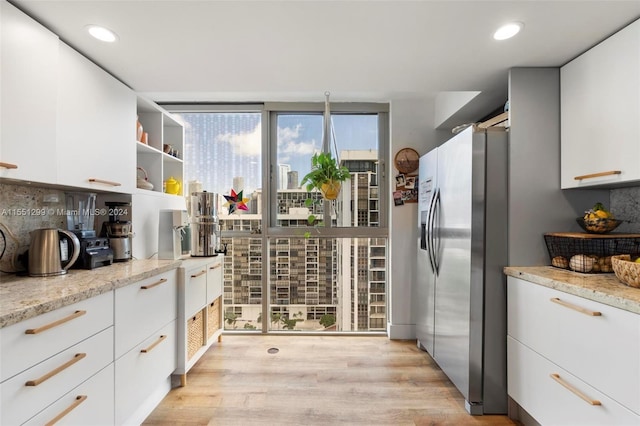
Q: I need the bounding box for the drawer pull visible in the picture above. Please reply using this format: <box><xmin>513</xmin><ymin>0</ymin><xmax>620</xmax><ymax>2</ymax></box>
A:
<box><xmin>550</xmin><ymin>373</ymin><xmax>601</xmax><ymax>406</ymax></box>
<box><xmin>25</xmin><ymin>310</ymin><xmax>87</xmax><ymax>334</ymax></box>
<box><xmin>88</xmin><ymin>178</ymin><xmax>122</xmax><ymax>186</ymax></box>
<box><xmin>25</xmin><ymin>353</ymin><xmax>86</xmax><ymax>386</ymax></box>
<box><xmin>574</xmin><ymin>170</ymin><xmax>621</xmax><ymax>181</ymax></box>
<box><xmin>44</xmin><ymin>395</ymin><xmax>87</xmax><ymax>426</ymax></box>
<box><xmin>141</xmin><ymin>335</ymin><xmax>167</xmax><ymax>353</ymax></box>
<box><xmin>550</xmin><ymin>298</ymin><xmax>601</xmax><ymax>316</ymax></box>
<box><xmin>141</xmin><ymin>278</ymin><xmax>168</xmax><ymax>289</ymax></box>
<box><xmin>0</xmin><ymin>161</ymin><xmax>18</xmax><ymax>169</ymax></box>
<box><xmin>191</xmin><ymin>270</ymin><xmax>207</xmax><ymax>278</ymax></box>
<box><xmin>209</xmin><ymin>264</ymin><xmax>222</xmax><ymax>270</ymax></box>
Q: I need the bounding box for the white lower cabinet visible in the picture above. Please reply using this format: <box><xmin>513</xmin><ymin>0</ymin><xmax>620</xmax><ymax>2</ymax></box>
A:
<box><xmin>114</xmin><ymin>269</ymin><xmax>178</xmax><ymax>424</ymax></box>
<box><xmin>1</xmin><ymin>327</ymin><xmax>113</xmax><ymax>425</ymax></box>
<box><xmin>115</xmin><ymin>320</ymin><xmax>177</xmax><ymax>425</ymax></box>
<box><xmin>23</xmin><ymin>363</ymin><xmax>114</xmax><ymax>426</ymax></box>
<box><xmin>508</xmin><ymin>337</ymin><xmax>638</xmax><ymax>426</ymax></box>
<box><xmin>507</xmin><ymin>276</ymin><xmax>640</xmax><ymax>424</ymax></box>
<box><xmin>174</xmin><ymin>256</ymin><xmax>223</xmax><ymax>385</ymax></box>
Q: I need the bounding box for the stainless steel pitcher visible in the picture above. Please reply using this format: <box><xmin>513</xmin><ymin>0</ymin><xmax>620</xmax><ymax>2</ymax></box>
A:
<box><xmin>28</xmin><ymin>228</ymin><xmax>80</xmax><ymax>277</ymax></box>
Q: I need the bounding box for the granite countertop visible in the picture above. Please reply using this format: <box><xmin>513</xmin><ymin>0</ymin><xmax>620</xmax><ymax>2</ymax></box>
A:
<box><xmin>504</xmin><ymin>266</ymin><xmax>640</xmax><ymax>315</ymax></box>
<box><xmin>0</xmin><ymin>259</ymin><xmax>181</xmax><ymax>329</ymax></box>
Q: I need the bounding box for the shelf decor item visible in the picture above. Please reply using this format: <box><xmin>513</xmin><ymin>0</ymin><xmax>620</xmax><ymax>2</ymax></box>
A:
<box><xmin>136</xmin><ymin>167</ymin><xmax>153</xmax><ymax>190</ymax></box>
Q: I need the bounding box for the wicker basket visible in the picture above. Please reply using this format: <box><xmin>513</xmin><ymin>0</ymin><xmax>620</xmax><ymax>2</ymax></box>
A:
<box><xmin>611</xmin><ymin>255</ymin><xmax>640</xmax><ymax>288</ymax></box>
<box><xmin>187</xmin><ymin>310</ymin><xmax>205</xmax><ymax>360</ymax></box>
<box><xmin>207</xmin><ymin>297</ymin><xmax>221</xmax><ymax>339</ymax></box>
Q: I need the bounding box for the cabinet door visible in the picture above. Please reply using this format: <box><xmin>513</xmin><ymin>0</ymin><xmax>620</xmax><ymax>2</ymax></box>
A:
<box><xmin>1</xmin><ymin>328</ymin><xmax>113</xmax><ymax>426</ymax></box>
<box><xmin>0</xmin><ymin>291</ymin><xmax>113</xmax><ymax>382</ymax></box>
<box><xmin>508</xmin><ymin>337</ymin><xmax>639</xmax><ymax>426</ymax></box>
<box><xmin>56</xmin><ymin>42</ymin><xmax>136</xmax><ymax>193</ymax></box>
<box><xmin>0</xmin><ymin>2</ymin><xmax>58</xmax><ymax>183</ymax></box>
<box><xmin>23</xmin><ymin>364</ymin><xmax>114</xmax><ymax>426</ymax></box>
<box><xmin>561</xmin><ymin>19</ymin><xmax>640</xmax><ymax>188</ymax></box>
<box><xmin>206</xmin><ymin>257</ymin><xmax>223</xmax><ymax>302</ymax></box>
<box><xmin>115</xmin><ymin>320</ymin><xmax>176</xmax><ymax>425</ymax></box>
<box><xmin>184</xmin><ymin>265</ymin><xmax>208</xmax><ymax>317</ymax></box>
<box><xmin>114</xmin><ymin>270</ymin><xmax>177</xmax><ymax>359</ymax></box>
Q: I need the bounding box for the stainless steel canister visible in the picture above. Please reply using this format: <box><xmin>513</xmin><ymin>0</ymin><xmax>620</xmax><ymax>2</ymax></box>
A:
<box><xmin>190</xmin><ymin>192</ymin><xmax>220</xmax><ymax>256</ymax></box>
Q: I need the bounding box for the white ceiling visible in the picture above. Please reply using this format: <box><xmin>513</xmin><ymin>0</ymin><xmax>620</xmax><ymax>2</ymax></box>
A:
<box><xmin>9</xmin><ymin>0</ymin><xmax>640</xmax><ymax>112</ymax></box>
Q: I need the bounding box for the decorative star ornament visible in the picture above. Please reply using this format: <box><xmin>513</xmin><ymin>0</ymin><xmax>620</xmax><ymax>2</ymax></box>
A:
<box><xmin>223</xmin><ymin>189</ymin><xmax>250</xmax><ymax>214</ymax></box>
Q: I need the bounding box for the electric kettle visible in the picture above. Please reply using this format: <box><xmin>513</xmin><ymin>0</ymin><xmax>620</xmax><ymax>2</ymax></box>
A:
<box><xmin>28</xmin><ymin>228</ymin><xmax>80</xmax><ymax>277</ymax></box>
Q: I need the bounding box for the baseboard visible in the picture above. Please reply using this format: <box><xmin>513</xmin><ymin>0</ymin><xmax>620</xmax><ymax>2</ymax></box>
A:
<box><xmin>387</xmin><ymin>322</ymin><xmax>416</xmax><ymax>340</ymax></box>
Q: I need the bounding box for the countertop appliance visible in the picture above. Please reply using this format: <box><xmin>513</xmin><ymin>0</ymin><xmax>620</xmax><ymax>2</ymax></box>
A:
<box><xmin>158</xmin><ymin>209</ymin><xmax>188</xmax><ymax>260</ymax></box>
<box><xmin>417</xmin><ymin>125</ymin><xmax>508</xmax><ymax>415</ymax></box>
<box><xmin>190</xmin><ymin>191</ymin><xmax>222</xmax><ymax>257</ymax></box>
<box><xmin>28</xmin><ymin>228</ymin><xmax>80</xmax><ymax>276</ymax></box>
<box><xmin>66</xmin><ymin>192</ymin><xmax>113</xmax><ymax>269</ymax></box>
<box><xmin>103</xmin><ymin>201</ymin><xmax>132</xmax><ymax>262</ymax></box>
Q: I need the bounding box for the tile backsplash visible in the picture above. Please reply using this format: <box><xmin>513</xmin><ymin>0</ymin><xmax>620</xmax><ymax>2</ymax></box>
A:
<box><xmin>0</xmin><ymin>183</ymin><xmax>68</xmax><ymax>273</ymax></box>
<box><xmin>0</xmin><ymin>182</ymin><xmax>130</xmax><ymax>274</ymax></box>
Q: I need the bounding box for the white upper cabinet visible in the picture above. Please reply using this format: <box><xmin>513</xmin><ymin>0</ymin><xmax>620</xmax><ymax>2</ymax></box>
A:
<box><xmin>56</xmin><ymin>43</ymin><xmax>136</xmax><ymax>193</ymax></box>
<box><xmin>0</xmin><ymin>2</ymin><xmax>58</xmax><ymax>183</ymax></box>
<box><xmin>561</xmin><ymin>19</ymin><xmax>640</xmax><ymax>188</ymax></box>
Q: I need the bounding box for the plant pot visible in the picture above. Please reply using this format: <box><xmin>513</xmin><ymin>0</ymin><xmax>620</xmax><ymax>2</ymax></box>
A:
<box><xmin>320</xmin><ymin>180</ymin><xmax>341</xmax><ymax>200</ymax></box>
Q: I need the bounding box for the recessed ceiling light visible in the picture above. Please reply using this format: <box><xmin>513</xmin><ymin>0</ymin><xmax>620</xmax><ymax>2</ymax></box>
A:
<box><xmin>493</xmin><ymin>22</ymin><xmax>523</xmax><ymax>41</ymax></box>
<box><xmin>85</xmin><ymin>25</ymin><xmax>118</xmax><ymax>42</ymax></box>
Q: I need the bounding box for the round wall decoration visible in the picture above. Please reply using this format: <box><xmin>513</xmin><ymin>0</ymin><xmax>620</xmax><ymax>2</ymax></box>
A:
<box><xmin>394</xmin><ymin>147</ymin><xmax>420</xmax><ymax>174</ymax></box>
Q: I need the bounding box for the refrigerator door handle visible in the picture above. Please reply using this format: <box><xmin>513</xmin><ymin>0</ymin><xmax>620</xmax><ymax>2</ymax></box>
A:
<box><xmin>426</xmin><ymin>191</ymin><xmax>437</xmax><ymax>273</ymax></box>
<box><xmin>431</xmin><ymin>189</ymin><xmax>441</xmax><ymax>275</ymax></box>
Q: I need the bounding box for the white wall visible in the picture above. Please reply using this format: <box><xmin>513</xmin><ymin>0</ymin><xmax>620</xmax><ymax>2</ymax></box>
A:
<box><xmin>387</xmin><ymin>98</ymin><xmax>440</xmax><ymax>339</ymax></box>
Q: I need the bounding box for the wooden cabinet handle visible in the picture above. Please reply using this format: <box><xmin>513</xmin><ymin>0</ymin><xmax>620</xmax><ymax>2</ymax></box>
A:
<box><xmin>25</xmin><ymin>353</ymin><xmax>86</xmax><ymax>386</ymax></box>
<box><xmin>141</xmin><ymin>278</ymin><xmax>168</xmax><ymax>289</ymax></box>
<box><xmin>550</xmin><ymin>373</ymin><xmax>601</xmax><ymax>406</ymax></box>
<box><xmin>574</xmin><ymin>170</ymin><xmax>621</xmax><ymax>181</ymax></box>
<box><xmin>141</xmin><ymin>335</ymin><xmax>167</xmax><ymax>353</ymax></box>
<box><xmin>550</xmin><ymin>298</ymin><xmax>602</xmax><ymax>316</ymax></box>
<box><xmin>209</xmin><ymin>264</ymin><xmax>222</xmax><ymax>270</ymax></box>
<box><xmin>88</xmin><ymin>178</ymin><xmax>122</xmax><ymax>186</ymax></box>
<box><xmin>45</xmin><ymin>395</ymin><xmax>87</xmax><ymax>426</ymax></box>
<box><xmin>191</xmin><ymin>270</ymin><xmax>207</xmax><ymax>278</ymax></box>
<box><xmin>25</xmin><ymin>310</ymin><xmax>86</xmax><ymax>334</ymax></box>
<box><xmin>0</xmin><ymin>161</ymin><xmax>18</xmax><ymax>169</ymax></box>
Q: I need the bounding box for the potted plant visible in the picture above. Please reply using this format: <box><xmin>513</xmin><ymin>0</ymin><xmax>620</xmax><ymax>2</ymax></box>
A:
<box><xmin>300</xmin><ymin>151</ymin><xmax>350</xmax><ymax>201</ymax></box>
<box><xmin>299</xmin><ymin>152</ymin><xmax>350</xmax><ymax>232</ymax></box>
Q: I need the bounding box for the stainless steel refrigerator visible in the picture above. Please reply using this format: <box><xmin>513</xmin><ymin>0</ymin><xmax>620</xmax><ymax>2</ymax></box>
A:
<box><xmin>417</xmin><ymin>125</ymin><xmax>508</xmax><ymax>415</ymax></box>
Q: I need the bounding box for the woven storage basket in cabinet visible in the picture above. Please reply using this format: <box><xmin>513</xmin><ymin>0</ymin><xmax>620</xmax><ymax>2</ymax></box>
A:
<box><xmin>544</xmin><ymin>232</ymin><xmax>640</xmax><ymax>273</ymax></box>
<box><xmin>207</xmin><ymin>297</ymin><xmax>221</xmax><ymax>339</ymax></box>
<box><xmin>187</xmin><ymin>310</ymin><xmax>205</xmax><ymax>360</ymax></box>
<box><xmin>611</xmin><ymin>255</ymin><xmax>640</xmax><ymax>288</ymax></box>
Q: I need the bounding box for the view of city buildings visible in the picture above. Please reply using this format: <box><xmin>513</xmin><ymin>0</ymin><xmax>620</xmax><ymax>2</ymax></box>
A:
<box><xmin>218</xmin><ymin>150</ymin><xmax>386</xmax><ymax>332</ymax></box>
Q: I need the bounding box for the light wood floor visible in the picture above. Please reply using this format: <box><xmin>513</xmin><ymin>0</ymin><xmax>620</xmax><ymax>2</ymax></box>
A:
<box><xmin>143</xmin><ymin>335</ymin><xmax>516</xmax><ymax>426</ymax></box>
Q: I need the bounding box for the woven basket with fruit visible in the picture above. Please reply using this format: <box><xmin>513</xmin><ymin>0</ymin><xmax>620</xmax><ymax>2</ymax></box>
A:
<box><xmin>611</xmin><ymin>255</ymin><xmax>640</xmax><ymax>288</ymax></box>
<box><xmin>577</xmin><ymin>202</ymin><xmax>622</xmax><ymax>234</ymax></box>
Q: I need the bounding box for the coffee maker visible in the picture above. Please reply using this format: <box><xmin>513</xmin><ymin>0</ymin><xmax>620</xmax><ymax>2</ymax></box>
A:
<box><xmin>102</xmin><ymin>201</ymin><xmax>132</xmax><ymax>262</ymax></box>
<box><xmin>65</xmin><ymin>192</ymin><xmax>113</xmax><ymax>269</ymax></box>
<box><xmin>190</xmin><ymin>191</ymin><xmax>223</xmax><ymax>257</ymax></box>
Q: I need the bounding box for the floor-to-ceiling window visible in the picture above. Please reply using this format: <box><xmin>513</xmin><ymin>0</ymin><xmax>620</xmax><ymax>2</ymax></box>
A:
<box><xmin>169</xmin><ymin>101</ymin><xmax>389</xmax><ymax>333</ymax></box>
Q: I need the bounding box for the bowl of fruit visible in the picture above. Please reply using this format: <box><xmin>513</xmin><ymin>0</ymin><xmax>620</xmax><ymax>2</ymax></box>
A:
<box><xmin>577</xmin><ymin>203</ymin><xmax>622</xmax><ymax>234</ymax></box>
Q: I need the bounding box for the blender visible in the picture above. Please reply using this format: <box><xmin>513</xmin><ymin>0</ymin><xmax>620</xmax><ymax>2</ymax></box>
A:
<box><xmin>102</xmin><ymin>201</ymin><xmax>132</xmax><ymax>262</ymax></box>
<box><xmin>65</xmin><ymin>192</ymin><xmax>113</xmax><ymax>269</ymax></box>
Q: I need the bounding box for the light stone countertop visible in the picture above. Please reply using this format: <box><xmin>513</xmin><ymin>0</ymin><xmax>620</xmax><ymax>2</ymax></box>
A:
<box><xmin>0</xmin><ymin>259</ymin><xmax>181</xmax><ymax>328</ymax></box>
<box><xmin>504</xmin><ymin>266</ymin><xmax>640</xmax><ymax>315</ymax></box>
